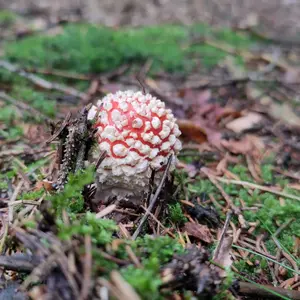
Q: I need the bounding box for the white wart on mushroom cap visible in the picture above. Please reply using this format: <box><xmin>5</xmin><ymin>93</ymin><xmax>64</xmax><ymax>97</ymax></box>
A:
<box><xmin>92</xmin><ymin>90</ymin><xmax>182</xmax><ymax>195</ymax></box>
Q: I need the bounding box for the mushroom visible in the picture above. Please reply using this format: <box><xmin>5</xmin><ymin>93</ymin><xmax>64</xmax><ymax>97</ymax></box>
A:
<box><xmin>90</xmin><ymin>90</ymin><xmax>182</xmax><ymax>206</ymax></box>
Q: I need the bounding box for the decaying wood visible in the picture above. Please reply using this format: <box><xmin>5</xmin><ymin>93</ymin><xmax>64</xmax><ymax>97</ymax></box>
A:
<box><xmin>161</xmin><ymin>246</ymin><xmax>221</xmax><ymax>296</ymax></box>
<box><xmin>49</xmin><ymin>105</ymin><xmax>94</xmax><ymax>191</ymax></box>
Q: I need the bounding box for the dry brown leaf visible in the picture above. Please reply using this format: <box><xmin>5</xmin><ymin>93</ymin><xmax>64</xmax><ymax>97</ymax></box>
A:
<box><xmin>226</xmin><ymin>112</ymin><xmax>263</xmax><ymax>133</ymax></box>
<box><xmin>213</xmin><ymin>236</ymin><xmax>233</xmax><ymax>278</ymax></box>
<box><xmin>246</xmin><ymin>83</ymin><xmax>300</xmax><ymax>127</ymax></box>
<box><xmin>283</xmin><ymin>67</ymin><xmax>300</xmax><ymax>84</ymax></box>
<box><xmin>221</xmin><ymin>136</ymin><xmax>253</xmax><ymax>155</ymax></box>
<box><xmin>34</xmin><ymin>180</ymin><xmax>54</xmax><ymax>192</ymax></box>
<box><xmin>177</xmin><ymin>119</ymin><xmax>207</xmax><ymax>143</ymax></box>
<box><xmin>270</xmin><ymin>102</ymin><xmax>300</xmax><ymax>128</ymax></box>
<box><xmin>183</xmin><ymin>89</ymin><xmax>212</xmax><ymax>106</ymax></box>
<box><xmin>215</xmin><ymin>107</ymin><xmax>241</xmax><ymax>123</ymax></box>
<box><xmin>221</xmin><ymin>134</ymin><xmax>264</xmax><ymax>156</ymax></box>
<box><xmin>183</xmin><ymin>222</ymin><xmax>213</xmax><ymax>243</ymax></box>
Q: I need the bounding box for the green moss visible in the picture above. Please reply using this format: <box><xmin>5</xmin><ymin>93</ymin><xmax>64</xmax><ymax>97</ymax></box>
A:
<box><xmin>133</xmin><ymin>235</ymin><xmax>184</xmax><ymax>263</ymax></box>
<box><xmin>0</xmin><ymin>106</ymin><xmax>17</xmax><ymax>124</ymax></box>
<box><xmin>0</xmin><ymin>10</ymin><xmax>17</xmax><ymax>27</ymax></box>
<box><xmin>19</xmin><ymin>189</ymin><xmax>44</xmax><ymax>200</ymax></box>
<box><xmin>121</xmin><ymin>258</ymin><xmax>163</xmax><ymax>300</ymax></box>
<box><xmin>168</xmin><ymin>202</ymin><xmax>187</xmax><ymax>226</ymax></box>
<box><xmin>213</xmin><ymin>270</ymin><xmax>235</xmax><ymax>300</ymax></box>
<box><xmin>261</xmin><ymin>164</ymin><xmax>273</xmax><ymax>183</ymax></box>
<box><xmin>0</xmin><ymin>105</ymin><xmax>23</xmax><ymax>140</ymax></box>
<box><xmin>120</xmin><ymin>235</ymin><xmax>184</xmax><ymax>299</ymax></box>
<box><xmin>0</xmin><ymin>125</ymin><xmax>23</xmax><ymax>140</ymax></box>
<box><xmin>57</xmin><ymin>211</ymin><xmax>117</xmax><ymax>245</ymax></box>
<box><xmin>228</xmin><ymin>164</ymin><xmax>252</xmax><ymax>182</ymax></box>
<box><xmin>188</xmin><ymin>179</ymin><xmax>216</xmax><ymax>194</ymax></box>
<box><xmin>11</xmin><ymin>86</ymin><xmax>56</xmax><ymax>118</ymax></box>
<box><xmin>4</xmin><ymin>23</ymin><xmax>258</xmax><ymax>75</ymax></box>
<box><xmin>5</xmin><ymin>24</ymin><xmax>187</xmax><ymax>74</ymax></box>
<box><xmin>49</xmin><ymin>167</ymin><xmax>95</xmax><ymax>216</ymax></box>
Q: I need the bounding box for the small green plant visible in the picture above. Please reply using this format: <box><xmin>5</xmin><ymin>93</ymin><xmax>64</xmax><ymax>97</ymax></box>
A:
<box><xmin>168</xmin><ymin>202</ymin><xmax>187</xmax><ymax>225</ymax></box>
<box><xmin>0</xmin><ymin>10</ymin><xmax>17</xmax><ymax>27</ymax></box>
<box><xmin>49</xmin><ymin>166</ymin><xmax>95</xmax><ymax>216</ymax></box>
<box><xmin>133</xmin><ymin>235</ymin><xmax>184</xmax><ymax>263</ymax></box>
<box><xmin>11</xmin><ymin>86</ymin><xmax>56</xmax><ymax>118</ymax></box>
<box><xmin>120</xmin><ymin>235</ymin><xmax>184</xmax><ymax>299</ymax></box>
<box><xmin>121</xmin><ymin>259</ymin><xmax>163</xmax><ymax>300</ymax></box>
<box><xmin>5</xmin><ymin>23</ymin><xmax>257</xmax><ymax>75</ymax></box>
<box><xmin>57</xmin><ymin>211</ymin><xmax>117</xmax><ymax>245</ymax></box>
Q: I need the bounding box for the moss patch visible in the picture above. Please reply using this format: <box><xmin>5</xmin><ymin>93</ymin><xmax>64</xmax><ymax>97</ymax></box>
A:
<box><xmin>4</xmin><ymin>23</ymin><xmax>258</xmax><ymax>75</ymax></box>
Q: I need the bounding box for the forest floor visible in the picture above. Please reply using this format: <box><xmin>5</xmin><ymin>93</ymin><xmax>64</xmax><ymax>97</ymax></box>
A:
<box><xmin>0</xmin><ymin>9</ymin><xmax>300</xmax><ymax>300</ymax></box>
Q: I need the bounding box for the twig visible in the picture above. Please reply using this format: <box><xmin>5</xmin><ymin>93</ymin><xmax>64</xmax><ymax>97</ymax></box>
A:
<box><xmin>233</xmin><ymin>244</ymin><xmax>300</xmax><ymax>275</ymax></box>
<box><xmin>95</xmin><ymin>151</ymin><xmax>107</xmax><ymax>169</ymax></box>
<box><xmin>0</xmin><ymin>254</ymin><xmax>40</xmax><ymax>272</ymax></box>
<box><xmin>98</xmin><ymin>250</ymin><xmax>128</xmax><ymax>266</ymax></box>
<box><xmin>213</xmin><ymin>176</ymin><xmax>300</xmax><ymax>202</ymax></box>
<box><xmin>0</xmin><ymin>148</ymin><xmax>51</xmax><ymax>159</ymax></box>
<box><xmin>22</xmin><ymin>253</ymin><xmax>61</xmax><ymax>289</ymax></box>
<box><xmin>8</xmin><ymin>181</ymin><xmax>24</xmax><ymax>224</ymax></box>
<box><xmin>80</xmin><ymin>235</ymin><xmax>92</xmax><ymax>300</ymax></box>
<box><xmin>23</xmin><ymin>67</ymin><xmax>92</xmax><ymax>80</ymax></box>
<box><xmin>98</xmin><ymin>278</ymin><xmax>124</xmax><ymax>300</ymax></box>
<box><xmin>237</xmin><ymin>240</ymin><xmax>277</xmax><ymax>260</ymax></box>
<box><xmin>0</xmin><ymin>60</ymin><xmax>88</xmax><ymax>99</ymax></box>
<box><xmin>140</xmin><ymin>206</ymin><xmax>176</xmax><ymax>238</ymax></box>
<box><xmin>0</xmin><ymin>91</ymin><xmax>52</xmax><ymax>122</ymax></box>
<box><xmin>239</xmin><ymin>281</ymin><xmax>300</xmax><ymax>300</ymax></box>
<box><xmin>274</xmin><ymin>218</ymin><xmax>295</xmax><ymax>237</ymax></box>
<box><xmin>44</xmin><ymin>112</ymin><xmax>72</xmax><ymax>146</ymax></box>
<box><xmin>110</xmin><ymin>271</ymin><xmax>141</xmax><ymax>300</ymax></box>
<box><xmin>96</xmin><ymin>204</ymin><xmax>116</xmax><ymax>218</ymax></box>
<box><xmin>213</xmin><ymin>211</ymin><xmax>232</xmax><ymax>260</ymax></box>
<box><xmin>201</xmin><ymin>168</ymin><xmax>247</xmax><ymax>228</ymax></box>
<box><xmin>132</xmin><ymin>155</ymin><xmax>173</xmax><ymax>240</ymax></box>
<box><xmin>125</xmin><ymin>246</ymin><xmax>142</xmax><ymax>268</ymax></box>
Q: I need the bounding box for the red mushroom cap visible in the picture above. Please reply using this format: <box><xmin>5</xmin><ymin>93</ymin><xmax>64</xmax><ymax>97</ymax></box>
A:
<box><xmin>93</xmin><ymin>90</ymin><xmax>182</xmax><ymax>189</ymax></box>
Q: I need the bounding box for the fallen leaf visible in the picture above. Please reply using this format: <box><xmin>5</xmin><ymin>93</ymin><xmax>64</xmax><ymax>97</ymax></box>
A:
<box><xmin>246</xmin><ymin>83</ymin><xmax>300</xmax><ymax>127</ymax></box>
<box><xmin>222</xmin><ymin>134</ymin><xmax>264</xmax><ymax>156</ymax></box>
<box><xmin>177</xmin><ymin>119</ymin><xmax>207</xmax><ymax>143</ymax></box>
<box><xmin>215</xmin><ymin>107</ymin><xmax>241</xmax><ymax>122</ymax></box>
<box><xmin>221</xmin><ymin>136</ymin><xmax>253</xmax><ymax>154</ymax></box>
<box><xmin>270</xmin><ymin>102</ymin><xmax>300</xmax><ymax>128</ymax></box>
<box><xmin>183</xmin><ymin>222</ymin><xmax>213</xmax><ymax>243</ymax></box>
<box><xmin>283</xmin><ymin>67</ymin><xmax>300</xmax><ymax>84</ymax></box>
<box><xmin>34</xmin><ymin>180</ymin><xmax>54</xmax><ymax>192</ymax></box>
<box><xmin>206</xmin><ymin>128</ymin><xmax>223</xmax><ymax>150</ymax></box>
<box><xmin>213</xmin><ymin>236</ymin><xmax>233</xmax><ymax>277</ymax></box>
<box><xmin>226</xmin><ymin>112</ymin><xmax>263</xmax><ymax>133</ymax></box>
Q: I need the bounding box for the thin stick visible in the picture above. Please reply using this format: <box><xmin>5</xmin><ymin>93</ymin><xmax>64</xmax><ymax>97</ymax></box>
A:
<box><xmin>8</xmin><ymin>181</ymin><xmax>24</xmax><ymax>224</ymax></box>
<box><xmin>140</xmin><ymin>206</ymin><xmax>176</xmax><ymax>238</ymax></box>
<box><xmin>132</xmin><ymin>155</ymin><xmax>173</xmax><ymax>240</ymax></box>
<box><xmin>0</xmin><ymin>60</ymin><xmax>88</xmax><ymax>99</ymax></box>
<box><xmin>95</xmin><ymin>151</ymin><xmax>107</xmax><ymax>169</ymax></box>
<box><xmin>239</xmin><ymin>282</ymin><xmax>300</xmax><ymax>300</ymax></box>
<box><xmin>213</xmin><ymin>176</ymin><xmax>300</xmax><ymax>202</ymax></box>
<box><xmin>80</xmin><ymin>235</ymin><xmax>92</xmax><ymax>300</ymax></box>
<box><xmin>0</xmin><ymin>91</ymin><xmax>52</xmax><ymax>122</ymax></box>
<box><xmin>96</xmin><ymin>205</ymin><xmax>116</xmax><ymax>218</ymax></box>
<box><xmin>0</xmin><ymin>254</ymin><xmax>39</xmax><ymax>272</ymax></box>
<box><xmin>213</xmin><ymin>211</ymin><xmax>232</xmax><ymax>260</ymax></box>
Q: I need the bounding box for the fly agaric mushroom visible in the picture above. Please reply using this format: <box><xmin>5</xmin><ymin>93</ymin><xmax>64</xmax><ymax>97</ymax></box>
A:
<box><xmin>90</xmin><ymin>90</ymin><xmax>182</xmax><ymax>205</ymax></box>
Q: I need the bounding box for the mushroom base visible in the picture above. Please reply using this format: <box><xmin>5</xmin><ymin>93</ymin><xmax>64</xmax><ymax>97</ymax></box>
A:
<box><xmin>93</xmin><ymin>168</ymin><xmax>164</xmax><ymax>208</ymax></box>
